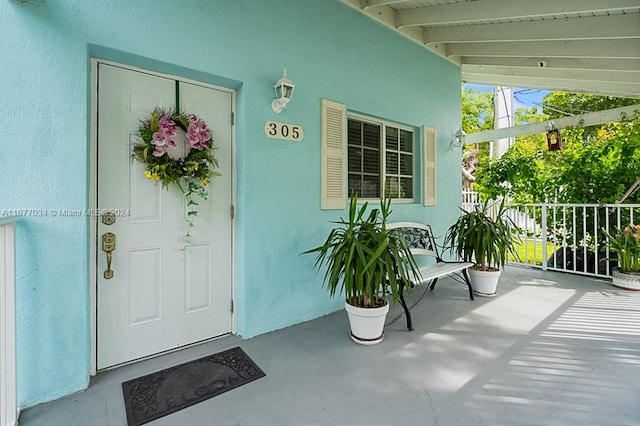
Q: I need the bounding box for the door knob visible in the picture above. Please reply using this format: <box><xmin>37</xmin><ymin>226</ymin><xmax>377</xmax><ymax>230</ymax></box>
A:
<box><xmin>102</xmin><ymin>232</ymin><xmax>116</xmax><ymax>279</ymax></box>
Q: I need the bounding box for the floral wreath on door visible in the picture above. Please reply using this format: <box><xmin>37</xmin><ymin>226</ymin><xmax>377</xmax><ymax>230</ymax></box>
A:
<box><xmin>131</xmin><ymin>108</ymin><xmax>220</xmax><ymax>244</ymax></box>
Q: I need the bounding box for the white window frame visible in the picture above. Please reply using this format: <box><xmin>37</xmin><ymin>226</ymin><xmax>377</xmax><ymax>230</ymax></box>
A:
<box><xmin>347</xmin><ymin>112</ymin><xmax>415</xmax><ymax>203</ymax></box>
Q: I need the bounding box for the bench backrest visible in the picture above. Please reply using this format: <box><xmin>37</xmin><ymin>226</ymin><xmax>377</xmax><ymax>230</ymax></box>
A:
<box><xmin>386</xmin><ymin>222</ymin><xmax>442</xmax><ymax>261</ymax></box>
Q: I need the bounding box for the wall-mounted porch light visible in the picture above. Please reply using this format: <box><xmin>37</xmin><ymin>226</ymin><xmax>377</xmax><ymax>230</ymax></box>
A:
<box><xmin>546</xmin><ymin>122</ymin><xmax>563</xmax><ymax>151</ymax></box>
<box><xmin>452</xmin><ymin>128</ymin><xmax>466</xmax><ymax>147</ymax></box>
<box><xmin>271</xmin><ymin>69</ymin><xmax>295</xmax><ymax>114</ymax></box>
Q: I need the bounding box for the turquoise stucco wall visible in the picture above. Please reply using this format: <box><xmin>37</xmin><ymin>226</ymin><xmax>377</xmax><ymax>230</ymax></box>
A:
<box><xmin>0</xmin><ymin>0</ymin><xmax>461</xmax><ymax>406</ymax></box>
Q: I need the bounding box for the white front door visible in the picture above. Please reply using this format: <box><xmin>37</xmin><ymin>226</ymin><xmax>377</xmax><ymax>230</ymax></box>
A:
<box><xmin>96</xmin><ymin>63</ymin><xmax>233</xmax><ymax>369</ymax></box>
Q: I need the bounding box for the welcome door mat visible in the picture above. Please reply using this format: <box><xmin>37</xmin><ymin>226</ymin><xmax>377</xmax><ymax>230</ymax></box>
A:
<box><xmin>122</xmin><ymin>347</ymin><xmax>266</xmax><ymax>426</ymax></box>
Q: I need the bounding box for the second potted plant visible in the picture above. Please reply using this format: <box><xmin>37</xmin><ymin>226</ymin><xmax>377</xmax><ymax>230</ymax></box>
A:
<box><xmin>604</xmin><ymin>224</ymin><xmax>640</xmax><ymax>290</ymax></box>
<box><xmin>304</xmin><ymin>195</ymin><xmax>420</xmax><ymax>344</ymax></box>
<box><xmin>443</xmin><ymin>199</ymin><xmax>518</xmax><ymax>297</ymax></box>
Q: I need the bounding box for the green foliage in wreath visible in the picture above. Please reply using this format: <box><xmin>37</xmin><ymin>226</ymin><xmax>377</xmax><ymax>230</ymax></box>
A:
<box><xmin>131</xmin><ymin>108</ymin><xmax>221</xmax><ymax>244</ymax></box>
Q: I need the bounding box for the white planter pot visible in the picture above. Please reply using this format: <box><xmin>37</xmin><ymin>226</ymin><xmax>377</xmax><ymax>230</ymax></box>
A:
<box><xmin>612</xmin><ymin>268</ymin><xmax>640</xmax><ymax>291</ymax></box>
<box><xmin>468</xmin><ymin>268</ymin><xmax>501</xmax><ymax>297</ymax></box>
<box><xmin>344</xmin><ymin>301</ymin><xmax>389</xmax><ymax>345</ymax></box>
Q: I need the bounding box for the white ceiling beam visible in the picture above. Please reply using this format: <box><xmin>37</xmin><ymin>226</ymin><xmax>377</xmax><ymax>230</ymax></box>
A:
<box><xmin>468</xmin><ymin>84</ymin><xmax>638</xmax><ymax>100</ymax></box>
<box><xmin>360</xmin><ymin>0</ymin><xmax>407</xmax><ymax>9</ymax></box>
<box><xmin>463</xmin><ymin>73</ymin><xmax>640</xmax><ymax>99</ymax></box>
<box><xmin>447</xmin><ymin>39</ymin><xmax>640</xmax><ymax>59</ymax></box>
<box><xmin>464</xmin><ymin>71</ymin><xmax>640</xmax><ymax>89</ymax></box>
<box><xmin>461</xmin><ymin>57</ymin><xmax>640</xmax><ymax>73</ymax></box>
<box><xmin>397</xmin><ymin>0</ymin><xmax>640</xmax><ymax>27</ymax></box>
<box><xmin>424</xmin><ymin>14</ymin><xmax>640</xmax><ymax>44</ymax></box>
<box><xmin>463</xmin><ymin>66</ymin><xmax>640</xmax><ymax>85</ymax></box>
<box><xmin>463</xmin><ymin>104</ymin><xmax>640</xmax><ymax>144</ymax></box>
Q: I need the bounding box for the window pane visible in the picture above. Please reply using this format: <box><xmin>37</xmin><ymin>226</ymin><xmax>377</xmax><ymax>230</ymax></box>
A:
<box><xmin>363</xmin><ymin>123</ymin><xmax>380</xmax><ymax>148</ymax></box>
<box><xmin>400</xmin><ymin>153</ymin><xmax>412</xmax><ymax>175</ymax></box>
<box><xmin>362</xmin><ymin>176</ymin><xmax>379</xmax><ymax>198</ymax></box>
<box><xmin>400</xmin><ymin>130</ymin><xmax>412</xmax><ymax>152</ymax></box>
<box><xmin>363</xmin><ymin>148</ymin><xmax>379</xmax><ymax>174</ymax></box>
<box><xmin>348</xmin><ymin>120</ymin><xmax>362</xmax><ymax>145</ymax></box>
<box><xmin>348</xmin><ymin>174</ymin><xmax>362</xmax><ymax>196</ymax></box>
<box><xmin>385</xmin><ymin>176</ymin><xmax>399</xmax><ymax>198</ymax></box>
<box><xmin>386</xmin><ymin>152</ymin><xmax>398</xmax><ymax>174</ymax></box>
<box><xmin>348</xmin><ymin>147</ymin><xmax>362</xmax><ymax>173</ymax></box>
<box><xmin>386</xmin><ymin>126</ymin><xmax>398</xmax><ymax>150</ymax></box>
<box><xmin>401</xmin><ymin>177</ymin><xmax>413</xmax><ymax>198</ymax></box>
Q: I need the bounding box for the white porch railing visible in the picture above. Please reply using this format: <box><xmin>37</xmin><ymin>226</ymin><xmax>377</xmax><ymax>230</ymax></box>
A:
<box><xmin>461</xmin><ymin>190</ymin><xmax>479</xmax><ymax>212</ymax></box>
<box><xmin>504</xmin><ymin>203</ymin><xmax>639</xmax><ymax>278</ymax></box>
<box><xmin>459</xmin><ymin>191</ymin><xmax>640</xmax><ymax>278</ymax></box>
<box><xmin>0</xmin><ymin>217</ymin><xmax>17</xmax><ymax>426</ymax></box>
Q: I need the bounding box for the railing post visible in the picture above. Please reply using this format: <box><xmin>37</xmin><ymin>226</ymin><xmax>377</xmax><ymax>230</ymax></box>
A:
<box><xmin>541</xmin><ymin>204</ymin><xmax>548</xmax><ymax>271</ymax></box>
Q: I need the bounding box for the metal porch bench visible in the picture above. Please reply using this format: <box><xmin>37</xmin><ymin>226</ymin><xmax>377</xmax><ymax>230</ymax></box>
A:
<box><xmin>387</xmin><ymin>222</ymin><xmax>475</xmax><ymax>330</ymax></box>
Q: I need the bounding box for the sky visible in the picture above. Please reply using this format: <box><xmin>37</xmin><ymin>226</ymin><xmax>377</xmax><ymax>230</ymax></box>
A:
<box><xmin>465</xmin><ymin>83</ymin><xmax>551</xmax><ymax>112</ymax></box>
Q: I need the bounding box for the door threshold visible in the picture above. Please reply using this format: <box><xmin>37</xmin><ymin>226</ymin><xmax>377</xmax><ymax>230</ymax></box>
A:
<box><xmin>92</xmin><ymin>333</ymin><xmax>238</xmax><ymax>386</ymax></box>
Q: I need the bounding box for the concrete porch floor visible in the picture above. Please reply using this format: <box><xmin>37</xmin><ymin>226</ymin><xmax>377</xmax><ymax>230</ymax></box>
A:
<box><xmin>20</xmin><ymin>266</ymin><xmax>640</xmax><ymax>426</ymax></box>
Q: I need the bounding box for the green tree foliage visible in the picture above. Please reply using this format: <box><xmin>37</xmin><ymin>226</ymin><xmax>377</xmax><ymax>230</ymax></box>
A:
<box><xmin>544</xmin><ymin>92</ymin><xmax>637</xmax><ymax>118</ymax></box>
<box><xmin>474</xmin><ymin>105</ymin><xmax>551</xmax><ymax>202</ymax></box>
<box><xmin>475</xmin><ymin>92</ymin><xmax>640</xmax><ymax>205</ymax></box>
<box><xmin>544</xmin><ymin>92</ymin><xmax>638</xmax><ymax>140</ymax></box>
<box><xmin>559</xmin><ymin>120</ymin><xmax>640</xmax><ymax>203</ymax></box>
<box><xmin>462</xmin><ymin>88</ymin><xmax>493</xmax><ymax>168</ymax></box>
<box><xmin>462</xmin><ymin>88</ymin><xmax>493</xmax><ymax>133</ymax></box>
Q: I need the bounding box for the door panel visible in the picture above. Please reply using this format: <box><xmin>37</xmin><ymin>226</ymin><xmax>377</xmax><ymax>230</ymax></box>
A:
<box><xmin>96</xmin><ymin>64</ymin><xmax>233</xmax><ymax>369</ymax></box>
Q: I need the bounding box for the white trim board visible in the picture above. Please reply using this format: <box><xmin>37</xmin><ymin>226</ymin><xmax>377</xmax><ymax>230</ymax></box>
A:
<box><xmin>0</xmin><ymin>219</ymin><xmax>17</xmax><ymax>426</ymax></box>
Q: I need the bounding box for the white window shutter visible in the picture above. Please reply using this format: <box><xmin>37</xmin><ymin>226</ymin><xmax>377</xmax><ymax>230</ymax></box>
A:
<box><xmin>423</xmin><ymin>125</ymin><xmax>437</xmax><ymax>206</ymax></box>
<box><xmin>321</xmin><ymin>99</ymin><xmax>346</xmax><ymax>210</ymax></box>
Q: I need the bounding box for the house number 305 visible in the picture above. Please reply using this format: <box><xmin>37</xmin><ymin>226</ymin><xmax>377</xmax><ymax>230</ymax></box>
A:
<box><xmin>264</xmin><ymin>121</ymin><xmax>304</xmax><ymax>142</ymax></box>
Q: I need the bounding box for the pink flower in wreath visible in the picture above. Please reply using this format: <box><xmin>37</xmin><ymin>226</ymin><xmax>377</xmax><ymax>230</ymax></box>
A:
<box><xmin>187</xmin><ymin>116</ymin><xmax>211</xmax><ymax>151</ymax></box>
<box><xmin>152</xmin><ymin>131</ymin><xmax>168</xmax><ymax>145</ymax></box>
<box><xmin>160</xmin><ymin>115</ymin><xmax>177</xmax><ymax>141</ymax></box>
<box><xmin>159</xmin><ymin>115</ymin><xmax>176</xmax><ymax>133</ymax></box>
<box><xmin>151</xmin><ymin>115</ymin><xmax>178</xmax><ymax>156</ymax></box>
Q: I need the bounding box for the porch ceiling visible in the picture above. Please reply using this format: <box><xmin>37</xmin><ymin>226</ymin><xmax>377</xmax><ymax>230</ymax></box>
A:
<box><xmin>341</xmin><ymin>0</ymin><xmax>640</xmax><ymax>99</ymax></box>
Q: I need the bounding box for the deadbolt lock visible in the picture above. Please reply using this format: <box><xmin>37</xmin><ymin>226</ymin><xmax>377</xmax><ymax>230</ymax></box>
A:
<box><xmin>102</xmin><ymin>212</ymin><xmax>116</xmax><ymax>225</ymax></box>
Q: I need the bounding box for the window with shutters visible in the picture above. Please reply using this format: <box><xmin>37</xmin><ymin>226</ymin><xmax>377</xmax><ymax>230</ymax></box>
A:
<box><xmin>321</xmin><ymin>99</ymin><xmax>432</xmax><ymax>210</ymax></box>
<box><xmin>347</xmin><ymin>116</ymin><xmax>414</xmax><ymax>200</ymax></box>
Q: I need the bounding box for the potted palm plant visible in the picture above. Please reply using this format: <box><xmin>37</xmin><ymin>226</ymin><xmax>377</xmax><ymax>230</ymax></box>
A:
<box><xmin>443</xmin><ymin>199</ymin><xmax>518</xmax><ymax>297</ymax></box>
<box><xmin>304</xmin><ymin>195</ymin><xmax>420</xmax><ymax>345</ymax></box>
<box><xmin>604</xmin><ymin>224</ymin><xmax>640</xmax><ymax>290</ymax></box>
